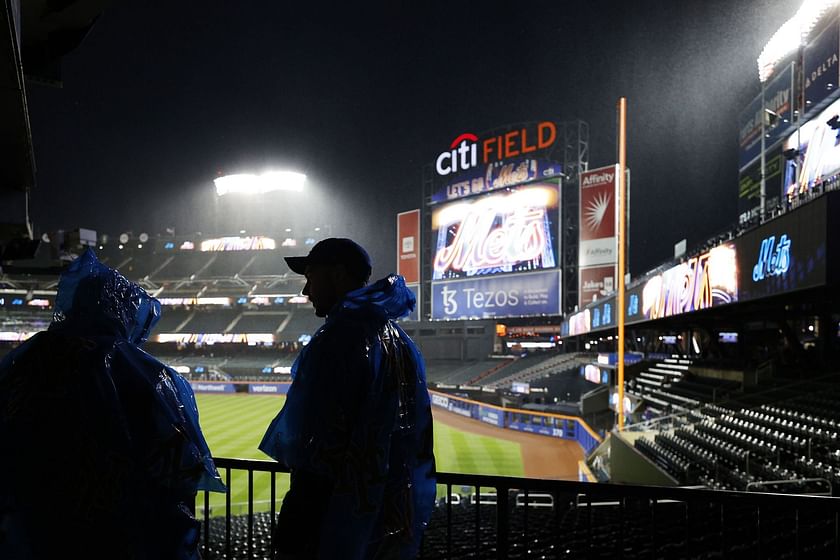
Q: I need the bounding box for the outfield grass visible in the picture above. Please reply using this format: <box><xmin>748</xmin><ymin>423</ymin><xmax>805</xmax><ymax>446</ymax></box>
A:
<box><xmin>194</xmin><ymin>393</ymin><xmax>524</xmax><ymax>517</ymax></box>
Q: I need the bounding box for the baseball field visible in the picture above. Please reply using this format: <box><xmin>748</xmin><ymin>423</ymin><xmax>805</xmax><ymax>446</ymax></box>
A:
<box><xmin>194</xmin><ymin>393</ymin><xmax>532</xmax><ymax>518</ymax></box>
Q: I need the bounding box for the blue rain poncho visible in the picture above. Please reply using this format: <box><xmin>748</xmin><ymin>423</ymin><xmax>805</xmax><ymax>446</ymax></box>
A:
<box><xmin>0</xmin><ymin>249</ymin><xmax>224</xmax><ymax>560</ymax></box>
<box><xmin>260</xmin><ymin>274</ymin><xmax>436</xmax><ymax>560</ymax></box>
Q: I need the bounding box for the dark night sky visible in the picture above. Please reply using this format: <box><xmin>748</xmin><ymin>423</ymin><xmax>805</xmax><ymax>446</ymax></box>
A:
<box><xmin>22</xmin><ymin>0</ymin><xmax>799</xmax><ymax>280</ymax></box>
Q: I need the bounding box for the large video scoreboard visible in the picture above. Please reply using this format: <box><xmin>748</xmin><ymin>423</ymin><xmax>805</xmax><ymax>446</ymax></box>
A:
<box><xmin>429</xmin><ymin>182</ymin><xmax>562</xmax><ymax>320</ymax></box>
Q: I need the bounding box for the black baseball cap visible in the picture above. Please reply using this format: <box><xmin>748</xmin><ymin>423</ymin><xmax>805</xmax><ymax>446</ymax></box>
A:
<box><xmin>285</xmin><ymin>237</ymin><xmax>372</xmax><ymax>279</ymax></box>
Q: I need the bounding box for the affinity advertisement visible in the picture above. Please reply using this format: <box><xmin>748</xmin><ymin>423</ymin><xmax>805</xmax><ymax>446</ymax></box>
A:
<box><xmin>578</xmin><ymin>165</ymin><xmax>617</xmax><ymax>268</ymax></box>
<box><xmin>735</xmin><ymin>196</ymin><xmax>827</xmax><ymax>301</ymax></box>
<box><xmin>803</xmin><ymin>18</ymin><xmax>839</xmax><ymax>116</ymax></box>
<box><xmin>431</xmin><ymin>183</ymin><xmax>559</xmax><ymax>280</ymax></box>
<box><xmin>431</xmin><ymin>269</ymin><xmax>561</xmax><ymax>320</ymax></box>
<box><xmin>782</xmin><ymin>96</ymin><xmax>840</xmax><ymax>197</ymax></box>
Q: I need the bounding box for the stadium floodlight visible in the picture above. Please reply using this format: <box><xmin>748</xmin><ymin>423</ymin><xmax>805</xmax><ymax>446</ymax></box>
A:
<box><xmin>214</xmin><ymin>171</ymin><xmax>306</xmax><ymax>196</ymax></box>
<box><xmin>757</xmin><ymin>0</ymin><xmax>840</xmax><ymax>83</ymax></box>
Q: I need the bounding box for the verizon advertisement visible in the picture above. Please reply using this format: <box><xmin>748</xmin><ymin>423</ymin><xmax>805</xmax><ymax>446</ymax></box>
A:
<box><xmin>397</xmin><ymin>209</ymin><xmax>420</xmax><ymax>284</ymax></box>
<box><xmin>431</xmin><ymin>183</ymin><xmax>559</xmax><ymax>280</ymax></box>
<box><xmin>579</xmin><ymin>165</ymin><xmax>618</xmax><ymax>308</ymax></box>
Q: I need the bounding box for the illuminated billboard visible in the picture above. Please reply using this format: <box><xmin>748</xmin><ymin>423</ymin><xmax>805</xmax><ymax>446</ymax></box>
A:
<box><xmin>642</xmin><ymin>244</ymin><xmax>738</xmax><ymax>320</ymax></box>
<box><xmin>738</xmin><ymin>149</ymin><xmax>783</xmax><ymax>220</ymax></box>
<box><xmin>431</xmin><ymin>183</ymin><xmax>559</xmax><ymax>280</ymax></box>
<box><xmin>735</xmin><ymin>195</ymin><xmax>827</xmax><ymax>301</ymax></box>
<box><xmin>433</xmin><ymin>122</ymin><xmax>558</xmax><ymax>179</ymax></box>
<box><xmin>783</xmin><ymin>96</ymin><xmax>840</xmax><ymax>197</ymax></box>
<box><xmin>565</xmin><ymin>243</ymin><xmax>739</xmax><ymax>335</ymax></box>
<box><xmin>199</xmin><ymin>236</ymin><xmax>277</xmax><ymax>252</ymax></box>
<box><xmin>579</xmin><ymin>165</ymin><xmax>618</xmax><ymax>308</ymax></box>
<box><xmin>431</xmin><ymin>270</ymin><xmax>560</xmax><ymax>320</ymax></box>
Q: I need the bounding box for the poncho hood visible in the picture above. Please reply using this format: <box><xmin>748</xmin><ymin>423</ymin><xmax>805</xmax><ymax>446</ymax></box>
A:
<box><xmin>330</xmin><ymin>274</ymin><xmax>415</xmax><ymax>325</ymax></box>
<box><xmin>49</xmin><ymin>248</ymin><xmax>161</xmax><ymax>344</ymax></box>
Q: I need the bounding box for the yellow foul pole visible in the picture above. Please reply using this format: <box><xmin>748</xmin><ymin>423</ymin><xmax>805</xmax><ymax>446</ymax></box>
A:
<box><xmin>617</xmin><ymin>97</ymin><xmax>627</xmax><ymax>430</ymax></box>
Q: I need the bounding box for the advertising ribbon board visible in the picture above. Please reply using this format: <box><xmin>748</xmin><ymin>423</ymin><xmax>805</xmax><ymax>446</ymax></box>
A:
<box><xmin>432</xmin><ymin>158</ymin><xmax>563</xmax><ymax>203</ymax></box>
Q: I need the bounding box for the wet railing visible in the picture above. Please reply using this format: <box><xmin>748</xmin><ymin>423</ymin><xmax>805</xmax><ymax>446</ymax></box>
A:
<box><xmin>198</xmin><ymin>457</ymin><xmax>840</xmax><ymax>559</ymax></box>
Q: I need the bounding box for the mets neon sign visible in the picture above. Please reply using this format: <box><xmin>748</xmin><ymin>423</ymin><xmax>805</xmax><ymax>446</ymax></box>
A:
<box><xmin>752</xmin><ymin>234</ymin><xmax>791</xmax><ymax>282</ymax></box>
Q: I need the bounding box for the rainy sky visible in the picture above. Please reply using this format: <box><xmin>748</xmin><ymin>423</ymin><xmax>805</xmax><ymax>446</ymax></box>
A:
<box><xmin>22</xmin><ymin>0</ymin><xmax>801</xmax><ymax>278</ymax></box>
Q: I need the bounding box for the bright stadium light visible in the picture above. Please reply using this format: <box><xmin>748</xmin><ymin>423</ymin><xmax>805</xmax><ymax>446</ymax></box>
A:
<box><xmin>214</xmin><ymin>171</ymin><xmax>306</xmax><ymax>196</ymax></box>
<box><xmin>757</xmin><ymin>0</ymin><xmax>840</xmax><ymax>82</ymax></box>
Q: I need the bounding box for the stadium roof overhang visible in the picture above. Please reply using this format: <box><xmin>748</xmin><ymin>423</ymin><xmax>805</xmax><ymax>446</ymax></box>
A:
<box><xmin>0</xmin><ymin>0</ymin><xmax>109</xmax><ymax>192</ymax></box>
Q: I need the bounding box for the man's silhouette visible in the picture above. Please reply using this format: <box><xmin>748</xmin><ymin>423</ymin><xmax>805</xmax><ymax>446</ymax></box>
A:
<box><xmin>260</xmin><ymin>238</ymin><xmax>436</xmax><ymax>560</ymax></box>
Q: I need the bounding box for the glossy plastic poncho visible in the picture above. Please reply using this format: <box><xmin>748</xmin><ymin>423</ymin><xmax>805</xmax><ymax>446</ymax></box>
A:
<box><xmin>0</xmin><ymin>248</ymin><xmax>224</xmax><ymax>560</ymax></box>
<box><xmin>260</xmin><ymin>274</ymin><xmax>436</xmax><ymax>559</ymax></box>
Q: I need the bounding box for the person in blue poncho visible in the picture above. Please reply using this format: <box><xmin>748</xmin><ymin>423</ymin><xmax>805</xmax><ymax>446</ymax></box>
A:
<box><xmin>259</xmin><ymin>238</ymin><xmax>436</xmax><ymax>560</ymax></box>
<box><xmin>0</xmin><ymin>249</ymin><xmax>225</xmax><ymax>560</ymax></box>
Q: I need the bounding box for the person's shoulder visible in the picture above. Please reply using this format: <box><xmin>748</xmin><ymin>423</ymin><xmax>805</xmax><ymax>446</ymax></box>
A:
<box><xmin>322</xmin><ymin>312</ymin><xmax>377</xmax><ymax>342</ymax></box>
<box><xmin>112</xmin><ymin>339</ymin><xmax>167</xmax><ymax>368</ymax></box>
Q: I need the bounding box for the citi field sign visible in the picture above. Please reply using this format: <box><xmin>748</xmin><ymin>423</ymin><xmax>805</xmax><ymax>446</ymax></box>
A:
<box><xmin>435</xmin><ymin>122</ymin><xmax>558</xmax><ymax>177</ymax></box>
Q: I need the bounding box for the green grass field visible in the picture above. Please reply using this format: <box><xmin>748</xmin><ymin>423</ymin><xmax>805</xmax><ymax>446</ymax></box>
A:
<box><xmin>194</xmin><ymin>393</ymin><xmax>524</xmax><ymax>518</ymax></box>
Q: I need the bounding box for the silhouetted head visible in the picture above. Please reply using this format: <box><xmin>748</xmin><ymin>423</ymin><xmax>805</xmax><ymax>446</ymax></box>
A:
<box><xmin>285</xmin><ymin>238</ymin><xmax>372</xmax><ymax>317</ymax></box>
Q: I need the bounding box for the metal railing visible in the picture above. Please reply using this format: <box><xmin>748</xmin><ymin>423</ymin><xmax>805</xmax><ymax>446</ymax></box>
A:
<box><xmin>199</xmin><ymin>457</ymin><xmax>840</xmax><ymax>560</ymax></box>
